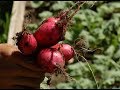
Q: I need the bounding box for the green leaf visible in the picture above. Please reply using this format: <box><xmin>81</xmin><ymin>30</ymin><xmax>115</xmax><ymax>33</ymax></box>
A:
<box><xmin>26</xmin><ymin>23</ymin><xmax>38</xmax><ymax>32</ymax></box>
<box><xmin>38</xmin><ymin>11</ymin><xmax>53</xmax><ymax>19</ymax></box>
<box><xmin>56</xmin><ymin>83</ymin><xmax>73</xmax><ymax>89</ymax></box>
<box><xmin>77</xmin><ymin>78</ymin><xmax>95</xmax><ymax>89</ymax></box>
<box><xmin>65</xmin><ymin>31</ymin><xmax>73</xmax><ymax>41</ymax></box>
<box><xmin>103</xmin><ymin>78</ymin><xmax>115</xmax><ymax>85</ymax></box>
<box><xmin>79</xmin><ymin>30</ymin><xmax>96</xmax><ymax>45</ymax></box>
<box><xmin>109</xmin><ymin>2</ymin><xmax>120</xmax><ymax>8</ymax></box>
<box><xmin>114</xmin><ymin>49</ymin><xmax>120</xmax><ymax>59</ymax></box>
<box><xmin>97</xmin><ymin>3</ymin><xmax>114</xmax><ymax>16</ymax></box>
<box><xmin>30</xmin><ymin>1</ymin><xmax>44</xmax><ymax>8</ymax></box>
<box><xmin>51</xmin><ymin>1</ymin><xmax>67</xmax><ymax>11</ymax></box>
<box><xmin>105</xmin><ymin>45</ymin><xmax>115</xmax><ymax>57</ymax></box>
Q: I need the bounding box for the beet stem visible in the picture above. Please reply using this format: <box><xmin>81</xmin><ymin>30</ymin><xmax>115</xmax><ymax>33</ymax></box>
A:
<box><xmin>68</xmin><ymin>1</ymin><xmax>87</xmax><ymax>22</ymax></box>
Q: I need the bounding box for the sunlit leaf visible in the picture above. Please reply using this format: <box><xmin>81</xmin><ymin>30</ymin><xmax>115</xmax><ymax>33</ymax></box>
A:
<box><xmin>38</xmin><ymin>11</ymin><xmax>53</xmax><ymax>18</ymax></box>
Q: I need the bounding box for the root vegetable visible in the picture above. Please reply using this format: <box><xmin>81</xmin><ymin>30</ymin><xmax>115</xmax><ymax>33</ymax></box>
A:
<box><xmin>15</xmin><ymin>31</ymin><xmax>37</xmax><ymax>55</ymax></box>
<box><xmin>37</xmin><ymin>48</ymin><xmax>65</xmax><ymax>73</ymax></box>
<box><xmin>52</xmin><ymin>43</ymin><xmax>75</xmax><ymax>62</ymax></box>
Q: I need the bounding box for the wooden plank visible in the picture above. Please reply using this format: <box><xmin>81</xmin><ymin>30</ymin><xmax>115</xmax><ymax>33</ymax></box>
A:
<box><xmin>7</xmin><ymin>1</ymin><xmax>26</xmax><ymax>45</ymax></box>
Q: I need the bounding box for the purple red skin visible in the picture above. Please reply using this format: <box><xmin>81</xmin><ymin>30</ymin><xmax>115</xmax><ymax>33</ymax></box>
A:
<box><xmin>37</xmin><ymin>48</ymin><xmax>65</xmax><ymax>73</ymax></box>
<box><xmin>51</xmin><ymin>43</ymin><xmax>75</xmax><ymax>62</ymax></box>
<box><xmin>17</xmin><ymin>33</ymin><xmax>37</xmax><ymax>55</ymax></box>
<box><xmin>34</xmin><ymin>17</ymin><xmax>63</xmax><ymax>48</ymax></box>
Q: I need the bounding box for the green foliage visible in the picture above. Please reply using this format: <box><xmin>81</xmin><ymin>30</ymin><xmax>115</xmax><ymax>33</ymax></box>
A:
<box><xmin>0</xmin><ymin>12</ymin><xmax>11</xmax><ymax>43</ymax></box>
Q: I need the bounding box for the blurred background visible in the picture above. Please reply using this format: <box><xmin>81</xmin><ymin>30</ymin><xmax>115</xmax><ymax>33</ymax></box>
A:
<box><xmin>0</xmin><ymin>1</ymin><xmax>120</xmax><ymax>89</ymax></box>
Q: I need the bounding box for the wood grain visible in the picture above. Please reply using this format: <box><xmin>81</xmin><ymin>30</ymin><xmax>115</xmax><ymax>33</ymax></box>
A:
<box><xmin>7</xmin><ymin>1</ymin><xmax>26</xmax><ymax>45</ymax></box>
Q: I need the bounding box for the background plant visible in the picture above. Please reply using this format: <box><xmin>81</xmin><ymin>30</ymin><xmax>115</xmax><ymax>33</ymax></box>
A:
<box><xmin>0</xmin><ymin>1</ymin><xmax>12</xmax><ymax>43</ymax></box>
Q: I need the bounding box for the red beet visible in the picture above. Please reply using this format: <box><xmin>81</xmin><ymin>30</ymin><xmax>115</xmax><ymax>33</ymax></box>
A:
<box><xmin>34</xmin><ymin>17</ymin><xmax>64</xmax><ymax>48</ymax></box>
<box><xmin>37</xmin><ymin>48</ymin><xmax>65</xmax><ymax>73</ymax></box>
<box><xmin>16</xmin><ymin>31</ymin><xmax>37</xmax><ymax>55</ymax></box>
<box><xmin>52</xmin><ymin>43</ymin><xmax>75</xmax><ymax>62</ymax></box>
<box><xmin>34</xmin><ymin>2</ymin><xmax>82</xmax><ymax>48</ymax></box>
<box><xmin>44</xmin><ymin>17</ymin><xmax>60</xmax><ymax>23</ymax></box>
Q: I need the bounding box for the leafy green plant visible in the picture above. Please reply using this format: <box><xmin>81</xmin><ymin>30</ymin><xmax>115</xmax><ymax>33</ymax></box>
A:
<box><xmin>55</xmin><ymin>1</ymin><xmax>120</xmax><ymax>89</ymax></box>
<box><xmin>0</xmin><ymin>12</ymin><xmax>11</xmax><ymax>43</ymax></box>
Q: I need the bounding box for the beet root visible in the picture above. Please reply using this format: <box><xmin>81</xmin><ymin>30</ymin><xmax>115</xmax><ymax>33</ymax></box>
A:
<box><xmin>37</xmin><ymin>48</ymin><xmax>65</xmax><ymax>73</ymax></box>
<box><xmin>15</xmin><ymin>31</ymin><xmax>37</xmax><ymax>55</ymax></box>
<box><xmin>52</xmin><ymin>43</ymin><xmax>75</xmax><ymax>62</ymax></box>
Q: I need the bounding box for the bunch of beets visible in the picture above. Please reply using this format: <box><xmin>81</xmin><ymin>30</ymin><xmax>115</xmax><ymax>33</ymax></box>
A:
<box><xmin>14</xmin><ymin>2</ymin><xmax>83</xmax><ymax>75</ymax></box>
